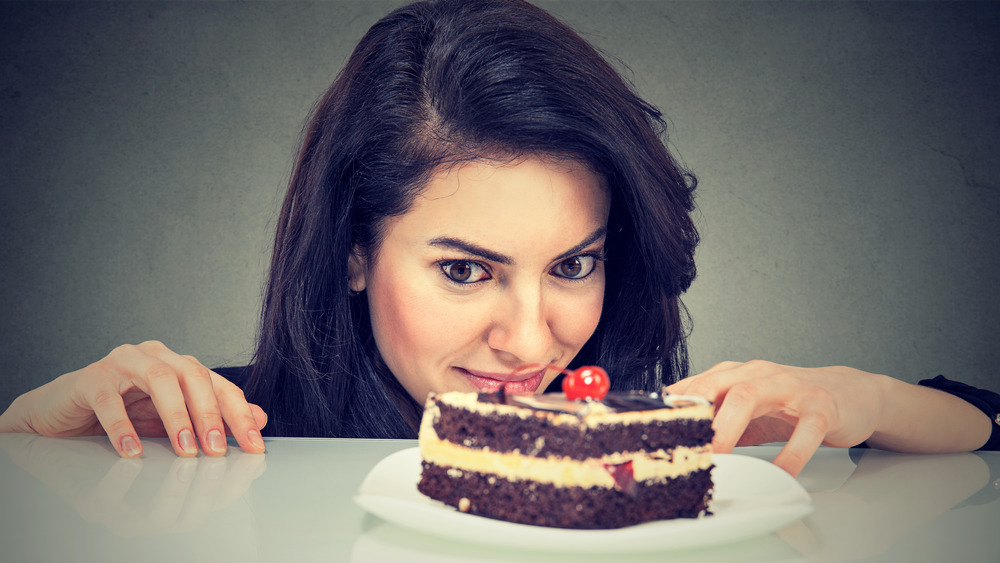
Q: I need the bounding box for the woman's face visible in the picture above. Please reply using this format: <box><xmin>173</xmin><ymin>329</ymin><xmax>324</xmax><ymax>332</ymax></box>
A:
<box><xmin>353</xmin><ymin>155</ymin><xmax>610</xmax><ymax>405</ymax></box>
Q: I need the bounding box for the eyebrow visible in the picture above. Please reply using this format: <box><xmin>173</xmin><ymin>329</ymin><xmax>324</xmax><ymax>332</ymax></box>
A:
<box><xmin>427</xmin><ymin>226</ymin><xmax>607</xmax><ymax>266</ymax></box>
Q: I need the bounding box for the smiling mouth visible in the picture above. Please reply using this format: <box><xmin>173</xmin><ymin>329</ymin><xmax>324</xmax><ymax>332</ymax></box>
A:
<box><xmin>457</xmin><ymin>368</ymin><xmax>547</xmax><ymax>395</ymax></box>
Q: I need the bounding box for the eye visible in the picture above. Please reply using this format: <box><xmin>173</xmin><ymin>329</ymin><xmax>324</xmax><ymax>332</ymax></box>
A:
<box><xmin>551</xmin><ymin>255</ymin><xmax>597</xmax><ymax>280</ymax></box>
<box><xmin>440</xmin><ymin>260</ymin><xmax>491</xmax><ymax>284</ymax></box>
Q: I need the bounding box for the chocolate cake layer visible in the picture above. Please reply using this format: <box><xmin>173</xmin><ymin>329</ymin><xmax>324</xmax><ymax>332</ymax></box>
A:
<box><xmin>418</xmin><ymin>461</ymin><xmax>713</xmax><ymax>529</ymax></box>
<box><xmin>433</xmin><ymin>401</ymin><xmax>713</xmax><ymax>459</ymax></box>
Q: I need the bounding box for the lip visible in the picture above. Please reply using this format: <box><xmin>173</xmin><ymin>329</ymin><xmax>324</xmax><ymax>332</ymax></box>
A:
<box><xmin>457</xmin><ymin>367</ymin><xmax>547</xmax><ymax>395</ymax></box>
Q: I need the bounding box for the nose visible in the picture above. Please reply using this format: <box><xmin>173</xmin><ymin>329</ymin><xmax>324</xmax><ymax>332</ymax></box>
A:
<box><xmin>486</xmin><ymin>283</ymin><xmax>554</xmax><ymax>365</ymax></box>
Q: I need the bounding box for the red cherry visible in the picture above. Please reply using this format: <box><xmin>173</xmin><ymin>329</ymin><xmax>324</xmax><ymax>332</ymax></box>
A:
<box><xmin>561</xmin><ymin>366</ymin><xmax>610</xmax><ymax>400</ymax></box>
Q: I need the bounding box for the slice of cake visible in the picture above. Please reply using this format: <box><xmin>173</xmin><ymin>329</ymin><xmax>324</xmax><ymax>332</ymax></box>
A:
<box><xmin>416</xmin><ymin>388</ymin><xmax>715</xmax><ymax>529</ymax></box>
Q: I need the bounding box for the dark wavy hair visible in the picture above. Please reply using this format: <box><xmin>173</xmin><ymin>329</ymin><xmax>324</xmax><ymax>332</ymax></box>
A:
<box><xmin>244</xmin><ymin>0</ymin><xmax>698</xmax><ymax>438</ymax></box>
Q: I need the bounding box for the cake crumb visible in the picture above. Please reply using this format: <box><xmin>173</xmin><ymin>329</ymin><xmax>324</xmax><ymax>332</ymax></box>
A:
<box><xmin>458</xmin><ymin>498</ymin><xmax>471</xmax><ymax>512</ymax></box>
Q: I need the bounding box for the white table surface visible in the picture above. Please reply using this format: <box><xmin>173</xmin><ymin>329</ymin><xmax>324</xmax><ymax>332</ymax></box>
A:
<box><xmin>1</xmin><ymin>434</ymin><xmax>997</xmax><ymax>562</ymax></box>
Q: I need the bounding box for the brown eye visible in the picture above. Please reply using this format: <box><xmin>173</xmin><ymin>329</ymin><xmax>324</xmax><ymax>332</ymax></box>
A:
<box><xmin>441</xmin><ymin>261</ymin><xmax>490</xmax><ymax>283</ymax></box>
<box><xmin>446</xmin><ymin>262</ymin><xmax>472</xmax><ymax>282</ymax></box>
<box><xmin>552</xmin><ymin>255</ymin><xmax>596</xmax><ymax>280</ymax></box>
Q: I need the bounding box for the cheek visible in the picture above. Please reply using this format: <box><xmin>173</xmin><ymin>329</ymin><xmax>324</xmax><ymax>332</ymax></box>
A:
<box><xmin>368</xmin><ymin>281</ymin><xmax>441</xmax><ymax>362</ymax></box>
<box><xmin>366</xmin><ymin>281</ymin><xmax>436</xmax><ymax>401</ymax></box>
<box><xmin>366</xmin><ymin>273</ymin><xmax>480</xmax><ymax>396</ymax></box>
<box><xmin>551</xmin><ymin>287</ymin><xmax>605</xmax><ymax>348</ymax></box>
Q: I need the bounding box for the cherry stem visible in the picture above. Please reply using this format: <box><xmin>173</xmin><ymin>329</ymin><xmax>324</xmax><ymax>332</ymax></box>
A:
<box><xmin>549</xmin><ymin>363</ymin><xmax>575</xmax><ymax>378</ymax></box>
<box><xmin>515</xmin><ymin>363</ymin><xmax>575</xmax><ymax>378</ymax></box>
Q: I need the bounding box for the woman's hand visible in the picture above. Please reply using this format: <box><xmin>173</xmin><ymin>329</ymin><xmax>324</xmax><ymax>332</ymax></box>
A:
<box><xmin>666</xmin><ymin>361</ymin><xmax>992</xmax><ymax>476</ymax></box>
<box><xmin>0</xmin><ymin>341</ymin><xmax>267</xmax><ymax>458</ymax></box>
<box><xmin>667</xmin><ymin>361</ymin><xmax>884</xmax><ymax>476</ymax></box>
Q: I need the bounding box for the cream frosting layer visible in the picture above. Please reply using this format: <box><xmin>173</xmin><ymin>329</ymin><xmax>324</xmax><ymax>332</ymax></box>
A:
<box><xmin>419</xmin><ymin>402</ymin><xmax>713</xmax><ymax>489</ymax></box>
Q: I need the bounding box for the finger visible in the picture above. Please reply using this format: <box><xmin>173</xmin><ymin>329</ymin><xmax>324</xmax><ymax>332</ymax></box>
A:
<box><xmin>704</xmin><ymin>369</ymin><xmax>802</xmax><ymax>452</ymax></box>
<box><xmin>707</xmin><ymin>382</ymin><xmax>761</xmax><ymax>454</ymax></box>
<box><xmin>111</xmin><ymin>344</ymin><xmax>198</xmax><ymax>457</ymax></box>
<box><xmin>81</xmin><ymin>377</ymin><xmax>144</xmax><ymax>458</ymax></box>
<box><xmin>151</xmin><ymin>350</ymin><xmax>228</xmax><ymax>457</ymax></box>
<box><xmin>772</xmin><ymin>412</ymin><xmax>829</xmax><ymax>476</ymax></box>
<box><xmin>223</xmin><ymin>404</ymin><xmax>267</xmax><ymax>434</ymax></box>
<box><xmin>665</xmin><ymin>361</ymin><xmax>745</xmax><ymax>399</ymax></box>
<box><xmin>664</xmin><ymin>376</ymin><xmax>716</xmax><ymax>401</ymax></box>
<box><xmin>125</xmin><ymin>396</ymin><xmax>169</xmax><ymax>437</ymax></box>
<box><xmin>668</xmin><ymin>361</ymin><xmax>743</xmax><ymax>389</ymax></box>
<box><xmin>207</xmin><ymin>369</ymin><xmax>267</xmax><ymax>454</ymax></box>
<box><xmin>663</xmin><ymin>379</ymin><xmax>689</xmax><ymax>395</ymax></box>
<box><xmin>178</xmin><ymin>354</ymin><xmax>266</xmax><ymax>453</ymax></box>
<box><xmin>694</xmin><ymin>361</ymin><xmax>746</xmax><ymax>378</ymax></box>
<box><xmin>250</xmin><ymin>403</ymin><xmax>268</xmax><ymax>430</ymax></box>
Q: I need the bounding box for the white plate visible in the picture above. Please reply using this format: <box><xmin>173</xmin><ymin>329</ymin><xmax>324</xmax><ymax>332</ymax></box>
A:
<box><xmin>354</xmin><ymin>448</ymin><xmax>812</xmax><ymax>553</ymax></box>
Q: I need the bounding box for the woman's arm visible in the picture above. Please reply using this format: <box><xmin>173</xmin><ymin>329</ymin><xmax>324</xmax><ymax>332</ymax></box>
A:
<box><xmin>868</xmin><ymin>375</ymin><xmax>993</xmax><ymax>452</ymax></box>
<box><xmin>666</xmin><ymin>361</ymin><xmax>995</xmax><ymax>475</ymax></box>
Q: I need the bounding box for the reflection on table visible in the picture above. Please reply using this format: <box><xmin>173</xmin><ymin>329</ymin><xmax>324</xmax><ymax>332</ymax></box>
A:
<box><xmin>1</xmin><ymin>435</ymin><xmax>997</xmax><ymax>562</ymax></box>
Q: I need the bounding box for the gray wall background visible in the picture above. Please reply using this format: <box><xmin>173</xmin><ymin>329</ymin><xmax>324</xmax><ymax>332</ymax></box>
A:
<box><xmin>2</xmin><ymin>0</ymin><xmax>998</xmax><ymax>409</ymax></box>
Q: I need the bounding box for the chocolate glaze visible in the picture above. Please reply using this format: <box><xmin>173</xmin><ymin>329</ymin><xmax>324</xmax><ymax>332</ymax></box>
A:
<box><xmin>477</xmin><ymin>389</ymin><xmax>703</xmax><ymax>415</ymax></box>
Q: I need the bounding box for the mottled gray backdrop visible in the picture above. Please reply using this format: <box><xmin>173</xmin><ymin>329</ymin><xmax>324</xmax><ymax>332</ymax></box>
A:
<box><xmin>2</xmin><ymin>1</ymin><xmax>998</xmax><ymax>408</ymax></box>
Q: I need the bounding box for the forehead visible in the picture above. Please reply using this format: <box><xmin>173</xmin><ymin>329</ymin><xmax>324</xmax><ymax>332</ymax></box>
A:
<box><xmin>405</xmin><ymin>156</ymin><xmax>609</xmax><ymax>233</ymax></box>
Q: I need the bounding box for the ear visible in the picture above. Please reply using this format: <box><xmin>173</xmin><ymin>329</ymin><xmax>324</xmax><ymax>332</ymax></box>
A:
<box><xmin>348</xmin><ymin>247</ymin><xmax>367</xmax><ymax>293</ymax></box>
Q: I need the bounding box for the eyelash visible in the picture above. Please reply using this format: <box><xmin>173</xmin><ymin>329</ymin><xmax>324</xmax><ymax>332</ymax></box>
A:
<box><xmin>438</xmin><ymin>260</ymin><xmax>492</xmax><ymax>285</ymax></box>
<box><xmin>436</xmin><ymin>252</ymin><xmax>606</xmax><ymax>286</ymax></box>
<box><xmin>553</xmin><ymin>253</ymin><xmax>606</xmax><ymax>282</ymax></box>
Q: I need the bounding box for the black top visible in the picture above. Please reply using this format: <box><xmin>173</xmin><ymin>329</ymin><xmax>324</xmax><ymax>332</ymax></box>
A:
<box><xmin>214</xmin><ymin>365</ymin><xmax>1000</xmax><ymax>449</ymax></box>
<box><xmin>918</xmin><ymin>375</ymin><xmax>1000</xmax><ymax>451</ymax></box>
<box><xmin>214</xmin><ymin>365</ymin><xmax>249</xmax><ymax>389</ymax></box>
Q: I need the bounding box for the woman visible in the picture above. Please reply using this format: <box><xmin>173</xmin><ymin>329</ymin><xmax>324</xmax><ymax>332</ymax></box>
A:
<box><xmin>1</xmin><ymin>0</ymin><xmax>996</xmax><ymax>476</ymax></box>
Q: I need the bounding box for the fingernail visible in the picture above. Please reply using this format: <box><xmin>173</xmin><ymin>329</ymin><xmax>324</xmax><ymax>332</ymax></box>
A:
<box><xmin>178</xmin><ymin>428</ymin><xmax>197</xmax><ymax>455</ymax></box>
<box><xmin>248</xmin><ymin>428</ymin><xmax>265</xmax><ymax>451</ymax></box>
<box><xmin>120</xmin><ymin>435</ymin><xmax>141</xmax><ymax>457</ymax></box>
<box><xmin>207</xmin><ymin>429</ymin><xmax>227</xmax><ymax>455</ymax></box>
